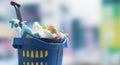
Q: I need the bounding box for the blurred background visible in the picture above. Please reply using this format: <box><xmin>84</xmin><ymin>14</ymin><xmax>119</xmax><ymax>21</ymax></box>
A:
<box><xmin>0</xmin><ymin>0</ymin><xmax>120</xmax><ymax>65</ymax></box>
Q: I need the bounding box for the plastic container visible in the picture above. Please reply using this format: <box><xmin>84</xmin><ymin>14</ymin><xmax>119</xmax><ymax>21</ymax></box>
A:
<box><xmin>13</xmin><ymin>38</ymin><xmax>67</xmax><ymax>65</ymax></box>
<box><xmin>101</xmin><ymin>0</ymin><xmax>120</xmax><ymax>53</ymax></box>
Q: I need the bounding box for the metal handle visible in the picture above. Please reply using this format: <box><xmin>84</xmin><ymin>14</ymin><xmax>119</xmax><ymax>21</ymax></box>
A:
<box><xmin>10</xmin><ymin>1</ymin><xmax>22</xmax><ymax>28</ymax></box>
<box><xmin>10</xmin><ymin>1</ymin><xmax>21</xmax><ymax>7</ymax></box>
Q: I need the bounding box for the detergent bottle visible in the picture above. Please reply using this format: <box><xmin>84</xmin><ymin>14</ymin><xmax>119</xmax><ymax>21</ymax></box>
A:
<box><xmin>100</xmin><ymin>0</ymin><xmax>120</xmax><ymax>54</ymax></box>
<box><xmin>9</xmin><ymin>19</ymin><xmax>21</xmax><ymax>37</ymax></box>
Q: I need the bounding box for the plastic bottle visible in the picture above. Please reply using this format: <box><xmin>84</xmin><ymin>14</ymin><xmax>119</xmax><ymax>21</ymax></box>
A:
<box><xmin>101</xmin><ymin>0</ymin><xmax>120</xmax><ymax>54</ymax></box>
<box><xmin>100</xmin><ymin>0</ymin><xmax>120</xmax><ymax>64</ymax></box>
<box><xmin>9</xmin><ymin>19</ymin><xmax>21</xmax><ymax>37</ymax></box>
<box><xmin>32</xmin><ymin>22</ymin><xmax>43</xmax><ymax>38</ymax></box>
<box><xmin>71</xmin><ymin>18</ymin><xmax>86</xmax><ymax>50</ymax></box>
<box><xmin>21</xmin><ymin>21</ymin><xmax>32</xmax><ymax>36</ymax></box>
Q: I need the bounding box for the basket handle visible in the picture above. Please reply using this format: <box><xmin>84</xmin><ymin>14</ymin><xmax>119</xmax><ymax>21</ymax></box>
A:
<box><xmin>10</xmin><ymin>1</ymin><xmax>22</xmax><ymax>28</ymax></box>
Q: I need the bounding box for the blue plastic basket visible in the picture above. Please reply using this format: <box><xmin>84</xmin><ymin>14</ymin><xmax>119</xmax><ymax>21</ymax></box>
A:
<box><xmin>13</xmin><ymin>38</ymin><xmax>67</xmax><ymax>65</ymax></box>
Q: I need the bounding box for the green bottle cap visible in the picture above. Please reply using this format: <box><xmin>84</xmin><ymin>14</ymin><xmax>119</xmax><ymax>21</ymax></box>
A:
<box><xmin>103</xmin><ymin>0</ymin><xmax>120</xmax><ymax>4</ymax></box>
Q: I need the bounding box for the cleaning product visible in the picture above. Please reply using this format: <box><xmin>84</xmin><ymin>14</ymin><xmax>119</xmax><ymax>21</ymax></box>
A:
<box><xmin>21</xmin><ymin>21</ymin><xmax>32</xmax><ymax>36</ymax></box>
<box><xmin>32</xmin><ymin>22</ymin><xmax>44</xmax><ymax>38</ymax></box>
<box><xmin>101</xmin><ymin>0</ymin><xmax>120</xmax><ymax>53</ymax></box>
<box><xmin>9</xmin><ymin>19</ymin><xmax>21</xmax><ymax>37</ymax></box>
<box><xmin>42</xmin><ymin>30</ymin><xmax>56</xmax><ymax>38</ymax></box>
